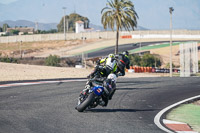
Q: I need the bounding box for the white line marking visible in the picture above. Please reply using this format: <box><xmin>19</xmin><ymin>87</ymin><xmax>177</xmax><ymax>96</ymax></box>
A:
<box><xmin>154</xmin><ymin>95</ymin><xmax>200</xmax><ymax>133</ymax></box>
<box><xmin>176</xmin><ymin>131</ymin><xmax>198</xmax><ymax>133</ymax></box>
<box><xmin>0</xmin><ymin>79</ymin><xmax>87</xmax><ymax>88</ymax></box>
<box><xmin>163</xmin><ymin>119</ymin><xmax>186</xmax><ymax>124</ymax></box>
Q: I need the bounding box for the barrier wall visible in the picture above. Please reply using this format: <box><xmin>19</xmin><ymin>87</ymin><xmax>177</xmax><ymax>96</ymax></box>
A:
<box><xmin>128</xmin><ymin>66</ymin><xmax>171</xmax><ymax>73</ymax></box>
<box><xmin>1</xmin><ymin>30</ymin><xmax>200</xmax><ymax>43</ymax></box>
<box><xmin>132</xmin><ymin>34</ymin><xmax>200</xmax><ymax>39</ymax></box>
<box><xmin>0</xmin><ymin>32</ymin><xmax>116</xmax><ymax>43</ymax></box>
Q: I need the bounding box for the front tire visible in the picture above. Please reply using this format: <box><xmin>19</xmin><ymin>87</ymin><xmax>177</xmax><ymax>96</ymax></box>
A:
<box><xmin>76</xmin><ymin>92</ymin><xmax>95</xmax><ymax>112</ymax></box>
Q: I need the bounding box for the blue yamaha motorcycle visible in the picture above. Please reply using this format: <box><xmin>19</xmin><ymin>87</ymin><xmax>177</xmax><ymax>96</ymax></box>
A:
<box><xmin>75</xmin><ymin>77</ymin><xmax>110</xmax><ymax>112</ymax></box>
<box><xmin>75</xmin><ymin>64</ymin><xmax>117</xmax><ymax>112</ymax></box>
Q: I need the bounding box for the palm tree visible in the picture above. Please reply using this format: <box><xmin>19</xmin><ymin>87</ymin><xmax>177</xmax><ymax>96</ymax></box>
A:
<box><xmin>101</xmin><ymin>0</ymin><xmax>138</xmax><ymax>54</ymax></box>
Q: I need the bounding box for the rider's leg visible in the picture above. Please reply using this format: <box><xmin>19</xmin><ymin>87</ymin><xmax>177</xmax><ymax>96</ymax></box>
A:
<box><xmin>109</xmin><ymin>83</ymin><xmax>116</xmax><ymax>100</ymax></box>
<box><xmin>87</xmin><ymin>66</ymin><xmax>98</xmax><ymax>78</ymax></box>
<box><xmin>101</xmin><ymin>94</ymin><xmax>109</xmax><ymax>107</ymax></box>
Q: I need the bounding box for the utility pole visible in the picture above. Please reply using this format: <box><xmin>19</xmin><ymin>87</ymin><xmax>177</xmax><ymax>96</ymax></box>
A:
<box><xmin>139</xmin><ymin>29</ymin><xmax>142</xmax><ymax>56</ymax></box>
<box><xmin>35</xmin><ymin>21</ymin><xmax>38</xmax><ymax>33</ymax></box>
<box><xmin>63</xmin><ymin>7</ymin><xmax>66</xmax><ymax>41</ymax></box>
<box><xmin>169</xmin><ymin>7</ymin><xmax>174</xmax><ymax>77</ymax></box>
<box><xmin>67</xmin><ymin>19</ymin><xmax>68</xmax><ymax>33</ymax></box>
<box><xmin>20</xmin><ymin>41</ymin><xmax>22</xmax><ymax>59</ymax></box>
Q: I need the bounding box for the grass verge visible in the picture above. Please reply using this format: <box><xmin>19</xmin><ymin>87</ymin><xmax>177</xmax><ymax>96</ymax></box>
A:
<box><xmin>166</xmin><ymin>103</ymin><xmax>200</xmax><ymax>132</ymax></box>
<box><xmin>129</xmin><ymin>42</ymin><xmax>182</xmax><ymax>53</ymax></box>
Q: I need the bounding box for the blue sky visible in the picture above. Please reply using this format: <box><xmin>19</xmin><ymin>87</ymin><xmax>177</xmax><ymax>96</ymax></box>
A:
<box><xmin>0</xmin><ymin>0</ymin><xmax>18</xmax><ymax>4</ymax></box>
<box><xmin>0</xmin><ymin>0</ymin><xmax>200</xmax><ymax>30</ymax></box>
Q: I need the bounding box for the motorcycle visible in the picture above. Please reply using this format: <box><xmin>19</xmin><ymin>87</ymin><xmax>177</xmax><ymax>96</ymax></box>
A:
<box><xmin>75</xmin><ymin>65</ymin><xmax>117</xmax><ymax>112</ymax></box>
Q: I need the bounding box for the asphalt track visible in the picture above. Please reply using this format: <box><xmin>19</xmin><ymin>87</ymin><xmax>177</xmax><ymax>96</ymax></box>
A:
<box><xmin>87</xmin><ymin>41</ymin><xmax>193</xmax><ymax>58</ymax></box>
<box><xmin>0</xmin><ymin>77</ymin><xmax>200</xmax><ymax>133</ymax></box>
<box><xmin>87</xmin><ymin>41</ymin><xmax>163</xmax><ymax>58</ymax></box>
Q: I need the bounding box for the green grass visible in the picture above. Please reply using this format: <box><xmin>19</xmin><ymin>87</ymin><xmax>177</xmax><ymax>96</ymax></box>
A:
<box><xmin>194</xmin><ymin>73</ymin><xmax>200</xmax><ymax>76</ymax></box>
<box><xmin>172</xmin><ymin>73</ymin><xmax>180</xmax><ymax>77</ymax></box>
<box><xmin>167</xmin><ymin>103</ymin><xmax>200</xmax><ymax>132</ymax></box>
<box><xmin>129</xmin><ymin>42</ymin><xmax>182</xmax><ymax>53</ymax></box>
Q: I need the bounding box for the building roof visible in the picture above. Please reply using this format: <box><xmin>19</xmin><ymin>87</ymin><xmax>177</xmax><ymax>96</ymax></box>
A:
<box><xmin>76</xmin><ymin>21</ymin><xmax>84</xmax><ymax>24</ymax></box>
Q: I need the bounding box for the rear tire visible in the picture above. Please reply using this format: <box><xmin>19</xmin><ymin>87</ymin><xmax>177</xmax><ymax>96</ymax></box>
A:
<box><xmin>76</xmin><ymin>92</ymin><xmax>95</xmax><ymax>112</ymax></box>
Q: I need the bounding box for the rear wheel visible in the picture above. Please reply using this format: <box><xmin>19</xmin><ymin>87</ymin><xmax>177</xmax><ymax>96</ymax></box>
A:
<box><xmin>76</xmin><ymin>92</ymin><xmax>95</xmax><ymax>112</ymax></box>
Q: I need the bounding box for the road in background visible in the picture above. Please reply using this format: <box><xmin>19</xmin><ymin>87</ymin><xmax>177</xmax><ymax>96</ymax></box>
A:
<box><xmin>0</xmin><ymin>77</ymin><xmax>199</xmax><ymax>133</ymax></box>
<box><xmin>86</xmin><ymin>41</ymin><xmax>193</xmax><ymax>58</ymax></box>
<box><xmin>87</xmin><ymin>41</ymin><xmax>166</xmax><ymax>58</ymax></box>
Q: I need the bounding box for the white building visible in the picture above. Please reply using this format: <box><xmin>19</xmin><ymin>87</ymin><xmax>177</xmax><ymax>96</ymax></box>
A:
<box><xmin>75</xmin><ymin>21</ymin><xmax>85</xmax><ymax>33</ymax></box>
<box><xmin>75</xmin><ymin>20</ymin><xmax>94</xmax><ymax>33</ymax></box>
<box><xmin>0</xmin><ymin>32</ymin><xmax>6</xmax><ymax>36</ymax></box>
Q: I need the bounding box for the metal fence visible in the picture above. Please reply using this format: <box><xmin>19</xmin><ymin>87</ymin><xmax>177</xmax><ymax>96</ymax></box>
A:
<box><xmin>180</xmin><ymin>42</ymin><xmax>199</xmax><ymax>77</ymax></box>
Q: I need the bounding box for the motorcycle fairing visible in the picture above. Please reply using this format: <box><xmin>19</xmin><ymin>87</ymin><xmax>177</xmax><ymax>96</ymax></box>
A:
<box><xmin>92</xmin><ymin>86</ymin><xmax>104</xmax><ymax>96</ymax></box>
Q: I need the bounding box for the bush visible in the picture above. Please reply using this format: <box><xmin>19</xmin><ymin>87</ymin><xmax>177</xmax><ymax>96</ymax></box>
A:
<box><xmin>199</xmin><ymin>61</ymin><xmax>200</xmax><ymax>70</ymax></box>
<box><xmin>129</xmin><ymin>54</ymin><xmax>141</xmax><ymax>66</ymax></box>
<box><xmin>10</xmin><ymin>29</ymin><xmax>20</xmax><ymax>35</ymax></box>
<box><xmin>0</xmin><ymin>56</ymin><xmax>18</xmax><ymax>63</ymax></box>
<box><xmin>129</xmin><ymin>53</ymin><xmax>161</xmax><ymax>67</ymax></box>
<box><xmin>45</xmin><ymin>55</ymin><xmax>60</xmax><ymax>66</ymax></box>
<box><xmin>165</xmin><ymin>62</ymin><xmax>176</xmax><ymax>69</ymax></box>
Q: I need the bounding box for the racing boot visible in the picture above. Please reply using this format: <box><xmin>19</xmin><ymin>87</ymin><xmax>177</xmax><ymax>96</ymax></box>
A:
<box><xmin>109</xmin><ymin>88</ymin><xmax>116</xmax><ymax>100</ymax></box>
<box><xmin>101</xmin><ymin>94</ymin><xmax>108</xmax><ymax>107</ymax></box>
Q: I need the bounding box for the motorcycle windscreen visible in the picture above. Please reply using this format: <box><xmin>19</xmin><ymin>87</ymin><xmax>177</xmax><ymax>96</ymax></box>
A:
<box><xmin>92</xmin><ymin>86</ymin><xmax>104</xmax><ymax>96</ymax></box>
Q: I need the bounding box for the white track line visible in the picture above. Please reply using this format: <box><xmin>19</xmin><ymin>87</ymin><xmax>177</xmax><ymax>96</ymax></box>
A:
<box><xmin>163</xmin><ymin>119</ymin><xmax>186</xmax><ymax>124</ymax></box>
<box><xmin>154</xmin><ymin>95</ymin><xmax>200</xmax><ymax>133</ymax></box>
<box><xmin>0</xmin><ymin>79</ymin><xmax>87</xmax><ymax>88</ymax></box>
<box><xmin>176</xmin><ymin>131</ymin><xmax>198</xmax><ymax>133</ymax></box>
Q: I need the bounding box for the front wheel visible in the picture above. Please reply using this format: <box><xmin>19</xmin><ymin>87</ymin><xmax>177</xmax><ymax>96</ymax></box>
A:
<box><xmin>76</xmin><ymin>92</ymin><xmax>95</xmax><ymax>112</ymax></box>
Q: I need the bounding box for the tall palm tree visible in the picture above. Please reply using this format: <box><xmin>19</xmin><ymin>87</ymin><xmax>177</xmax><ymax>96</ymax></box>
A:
<box><xmin>101</xmin><ymin>0</ymin><xmax>138</xmax><ymax>54</ymax></box>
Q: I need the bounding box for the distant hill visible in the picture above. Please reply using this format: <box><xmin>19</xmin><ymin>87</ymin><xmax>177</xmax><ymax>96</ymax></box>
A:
<box><xmin>90</xmin><ymin>24</ymin><xmax>148</xmax><ymax>31</ymax></box>
<box><xmin>0</xmin><ymin>20</ymin><xmax>57</xmax><ymax>31</ymax></box>
<box><xmin>0</xmin><ymin>20</ymin><xmax>148</xmax><ymax>31</ymax></box>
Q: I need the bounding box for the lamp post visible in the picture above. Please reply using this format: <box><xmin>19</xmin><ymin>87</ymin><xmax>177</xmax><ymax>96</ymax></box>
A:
<box><xmin>169</xmin><ymin>7</ymin><xmax>174</xmax><ymax>77</ymax></box>
<box><xmin>139</xmin><ymin>29</ymin><xmax>142</xmax><ymax>56</ymax></box>
<box><xmin>63</xmin><ymin>7</ymin><xmax>66</xmax><ymax>41</ymax></box>
<box><xmin>20</xmin><ymin>41</ymin><xmax>22</xmax><ymax>59</ymax></box>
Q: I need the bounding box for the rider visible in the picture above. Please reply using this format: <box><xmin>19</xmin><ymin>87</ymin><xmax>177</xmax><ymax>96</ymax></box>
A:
<box><xmin>86</xmin><ymin>54</ymin><xmax>118</xmax><ymax>107</ymax></box>
<box><xmin>87</xmin><ymin>54</ymin><xmax>117</xmax><ymax>78</ymax></box>
<box><xmin>115</xmin><ymin>51</ymin><xmax>130</xmax><ymax>76</ymax></box>
<box><xmin>96</xmin><ymin>52</ymin><xmax>130</xmax><ymax>106</ymax></box>
<box><xmin>107</xmin><ymin>51</ymin><xmax>130</xmax><ymax>101</ymax></box>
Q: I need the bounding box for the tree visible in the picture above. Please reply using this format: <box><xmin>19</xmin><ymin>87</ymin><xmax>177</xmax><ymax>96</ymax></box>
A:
<box><xmin>57</xmin><ymin>13</ymin><xmax>90</xmax><ymax>32</ymax></box>
<box><xmin>0</xmin><ymin>27</ymin><xmax>3</xmax><ymax>32</ymax></box>
<box><xmin>101</xmin><ymin>0</ymin><xmax>138</xmax><ymax>54</ymax></box>
<box><xmin>2</xmin><ymin>23</ymin><xmax>10</xmax><ymax>32</ymax></box>
<box><xmin>37</xmin><ymin>29</ymin><xmax>58</xmax><ymax>34</ymax></box>
<box><xmin>10</xmin><ymin>29</ymin><xmax>20</xmax><ymax>35</ymax></box>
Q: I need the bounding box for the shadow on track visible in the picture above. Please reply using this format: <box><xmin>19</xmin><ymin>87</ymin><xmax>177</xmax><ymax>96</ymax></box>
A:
<box><xmin>117</xmin><ymin>80</ymin><xmax>160</xmax><ymax>85</ymax></box>
<box><xmin>86</xmin><ymin>108</ymin><xmax>159</xmax><ymax>113</ymax></box>
<box><xmin>117</xmin><ymin>87</ymin><xmax>156</xmax><ymax>90</ymax></box>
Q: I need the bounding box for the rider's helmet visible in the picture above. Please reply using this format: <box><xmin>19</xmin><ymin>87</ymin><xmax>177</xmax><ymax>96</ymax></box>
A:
<box><xmin>123</xmin><ymin>51</ymin><xmax>129</xmax><ymax>56</ymax></box>
<box><xmin>107</xmin><ymin>73</ymin><xmax>117</xmax><ymax>83</ymax></box>
<box><xmin>108</xmin><ymin>54</ymin><xmax>115</xmax><ymax>58</ymax></box>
